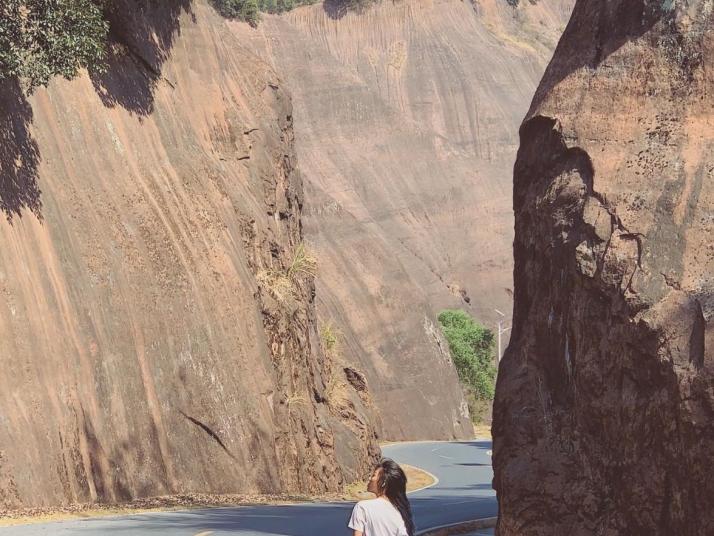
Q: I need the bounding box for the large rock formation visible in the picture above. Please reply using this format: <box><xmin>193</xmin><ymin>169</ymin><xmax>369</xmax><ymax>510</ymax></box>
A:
<box><xmin>494</xmin><ymin>1</ymin><xmax>713</xmax><ymax>534</ymax></box>
<box><xmin>237</xmin><ymin>0</ymin><xmax>574</xmax><ymax>440</ymax></box>
<box><xmin>0</xmin><ymin>1</ymin><xmax>379</xmax><ymax>510</ymax></box>
<box><xmin>0</xmin><ymin>0</ymin><xmax>578</xmax><ymax>510</ymax></box>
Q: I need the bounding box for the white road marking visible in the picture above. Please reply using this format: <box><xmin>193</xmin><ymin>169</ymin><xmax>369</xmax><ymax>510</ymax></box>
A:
<box><xmin>437</xmin><ymin>499</ymin><xmax>479</xmax><ymax>506</ymax></box>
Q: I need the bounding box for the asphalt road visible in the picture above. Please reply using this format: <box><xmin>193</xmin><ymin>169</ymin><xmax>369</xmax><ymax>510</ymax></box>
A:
<box><xmin>0</xmin><ymin>440</ymin><xmax>495</xmax><ymax>535</ymax></box>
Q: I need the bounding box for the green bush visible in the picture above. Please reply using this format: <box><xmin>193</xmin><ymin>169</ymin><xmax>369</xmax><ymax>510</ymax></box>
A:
<box><xmin>323</xmin><ymin>0</ymin><xmax>379</xmax><ymax>16</ymax></box>
<box><xmin>210</xmin><ymin>0</ymin><xmax>261</xmax><ymax>26</ymax></box>
<box><xmin>437</xmin><ymin>309</ymin><xmax>497</xmax><ymax>402</ymax></box>
<box><xmin>339</xmin><ymin>0</ymin><xmax>378</xmax><ymax>12</ymax></box>
<box><xmin>0</xmin><ymin>0</ymin><xmax>109</xmax><ymax>92</ymax></box>
<box><xmin>258</xmin><ymin>0</ymin><xmax>319</xmax><ymax>14</ymax></box>
<box><xmin>211</xmin><ymin>0</ymin><xmax>321</xmax><ymax>27</ymax></box>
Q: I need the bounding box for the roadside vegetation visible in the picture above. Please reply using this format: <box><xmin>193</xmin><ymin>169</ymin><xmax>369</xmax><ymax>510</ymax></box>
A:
<box><xmin>437</xmin><ymin>309</ymin><xmax>497</xmax><ymax>424</ymax></box>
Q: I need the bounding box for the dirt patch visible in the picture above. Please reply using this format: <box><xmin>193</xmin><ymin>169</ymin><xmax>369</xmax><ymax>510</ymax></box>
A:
<box><xmin>342</xmin><ymin>463</ymin><xmax>436</xmax><ymax>501</ymax></box>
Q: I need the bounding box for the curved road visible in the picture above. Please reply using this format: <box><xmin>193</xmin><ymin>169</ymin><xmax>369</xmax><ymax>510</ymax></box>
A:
<box><xmin>0</xmin><ymin>441</ymin><xmax>495</xmax><ymax>535</ymax></box>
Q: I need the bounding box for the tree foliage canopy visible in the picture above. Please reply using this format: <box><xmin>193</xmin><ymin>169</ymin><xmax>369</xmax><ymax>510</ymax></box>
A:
<box><xmin>0</xmin><ymin>0</ymin><xmax>108</xmax><ymax>92</ymax></box>
<box><xmin>210</xmin><ymin>0</ymin><xmax>260</xmax><ymax>25</ymax></box>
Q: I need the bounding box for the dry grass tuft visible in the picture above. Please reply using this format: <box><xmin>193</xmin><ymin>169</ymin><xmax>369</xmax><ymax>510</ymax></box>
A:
<box><xmin>257</xmin><ymin>242</ymin><xmax>317</xmax><ymax>302</ymax></box>
<box><xmin>256</xmin><ymin>269</ymin><xmax>293</xmax><ymax>302</ymax></box>
<box><xmin>320</xmin><ymin>322</ymin><xmax>341</xmax><ymax>356</ymax></box>
<box><xmin>286</xmin><ymin>242</ymin><xmax>317</xmax><ymax>281</ymax></box>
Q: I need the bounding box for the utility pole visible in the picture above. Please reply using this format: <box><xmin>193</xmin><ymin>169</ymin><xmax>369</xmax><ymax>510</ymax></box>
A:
<box><xmin>494</xmin><ymin>309</ymin><xmax>511</xmax><ymax>365</ymax></box>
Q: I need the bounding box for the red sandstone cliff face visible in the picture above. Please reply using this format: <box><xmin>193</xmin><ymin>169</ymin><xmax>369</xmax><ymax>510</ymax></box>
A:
<box><xmin>493</xmin><ymin>1</ymin><xmax>714</xmax><ymax>534</ymax></box>
<box><xmin>235</xmin><ymin>0</ymin><xmax>574</xmax><ymax>440</ymax></box>
<box><xmin>0</xmin><ymin>1</ymin><xmax>379</xmax><ymax>510</ymax></box>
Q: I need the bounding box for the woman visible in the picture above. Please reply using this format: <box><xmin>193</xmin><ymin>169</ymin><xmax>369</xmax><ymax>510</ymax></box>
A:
<box><xmin>348</xmin><ymin>458</ymin><xmax>416</xmax><ymax>536</ymax></box>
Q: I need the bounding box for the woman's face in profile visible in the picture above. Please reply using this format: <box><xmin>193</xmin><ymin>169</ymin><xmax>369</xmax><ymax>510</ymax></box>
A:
<box><xmin>367</xmin><ymin>466</ymin><xmax>383</xmax><ymax>495</ymax></box>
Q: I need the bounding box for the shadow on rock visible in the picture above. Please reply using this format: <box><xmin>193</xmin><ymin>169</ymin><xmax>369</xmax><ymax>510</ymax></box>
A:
<box><xmin>322</xmin><ymin>0</ymin><xmax>349</xmax><ymax>19</ymax></box>
<box><xmin>91</xmin><ymin>0</ymin><xmax>193</xmax><ymax>116</ymax></box>
<box><xmin>0</xmin><ymin>79</ymin><xmax>42</xmax><ymax>222</ymax></box>
<box><xmin>530</xmin><ymin>0</ymin><xmax>665</xmax><ymax>114</ymax></box>
<box><xmin>323</xmin><ymin>0</ymin><xmax>378</xmax><ymax>20</ymax></box>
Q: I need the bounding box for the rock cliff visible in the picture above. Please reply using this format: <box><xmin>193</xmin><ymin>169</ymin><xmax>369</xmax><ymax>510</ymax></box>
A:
<box><xmin>0</xmin><ymin>1</ymin><xmax>379</xmax><ymax>510</ymax></box>
<box><xmin>493</xmin><ymin>1</ymin><xmax>714</xmax><ymax>534</ymax></box>
<box><xmin>236</xmin><ymin>0</ymin><xmax>574</xmax><ymax>440</ymax></box>
<box><xmin>0</xmin><ymin>0</ymin><xmax>580</xmax><ymax>510</ymax></box>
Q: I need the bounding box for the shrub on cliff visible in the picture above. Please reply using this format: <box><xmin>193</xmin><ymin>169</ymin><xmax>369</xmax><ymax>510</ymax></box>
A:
<box><xmin>258</xmin><ymin>0</ymin><xmax>318</xmax><ymax>14</ymax></box>
<box><xmin>340</xmin><ymin>0</ymin><xmax>378</xmax><ymax>11</ymax></box>
<box><xmin>210</xmin><ymin>0</ymin><xmax>261</xmax><ymax>25</ymax></box>
<box><xmin>0</xmin><ymin>0</ymin><xmax>109</xmax><ymax>92</ymax></box>
<box><xmin>256</xmin><ymin>242</ymin><xmax>317</xmax><ymax>302</ymax></box>
<box><xmin>438</xmin><ymin>309</ymin><xmax>497</xmax><ymax>402</ymax></box>
<box><xmin>323</xmin><ymin>0</ymin><xmax>379</xmax><ymax>15</ymax></box>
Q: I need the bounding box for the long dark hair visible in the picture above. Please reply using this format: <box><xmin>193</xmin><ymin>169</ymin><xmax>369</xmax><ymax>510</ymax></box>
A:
<box><xmin>377</xmin><ymin>458</ymin><xmax>415</xmax><ymax>536</ymax></box>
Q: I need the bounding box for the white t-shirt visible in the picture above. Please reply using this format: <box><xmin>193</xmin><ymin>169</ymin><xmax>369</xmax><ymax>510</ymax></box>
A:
<box><xmin>348</xmin><ymin>497</ymin><xmax>408</xmax><ymax>536</ymax></box>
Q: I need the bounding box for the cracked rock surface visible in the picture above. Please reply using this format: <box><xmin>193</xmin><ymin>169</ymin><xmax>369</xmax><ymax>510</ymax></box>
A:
<box><xmin>493</xmin><ymin>1</ymin><xmax>713</xmax><ymax>534</ymax></box>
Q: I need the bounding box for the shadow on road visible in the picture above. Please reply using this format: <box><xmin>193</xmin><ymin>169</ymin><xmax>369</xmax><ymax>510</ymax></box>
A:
<box><xmin>88</xmin><ymin>493</ymin><xmax>496</xmax><ymax>535</ymax></box>
<box><xmin>0</xmin><ymin>441</ymin><xmax>496</xmax><ymax>536</ymax></box>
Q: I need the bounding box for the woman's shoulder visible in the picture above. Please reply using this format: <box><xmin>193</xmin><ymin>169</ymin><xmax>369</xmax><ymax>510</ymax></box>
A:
<box><xmin>355</xmin><ymin>497</ymin><xmax>391</xmax><ymax>511</ymax></box>
<box><xmin>356</xmin><ymin>498</ymin><xmax>381</xmax><ymax>507</ymax></box>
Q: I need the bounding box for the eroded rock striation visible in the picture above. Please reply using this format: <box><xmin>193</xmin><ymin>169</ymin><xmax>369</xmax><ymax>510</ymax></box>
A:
<box><xmin>236</xmin><ymin>0</ymin><xmax>574</xmax><ymax>440</ymax></box>
<box><xmin>0</xmin><ymin>1</ymin><xmax>379</xmax><ymax>510</ymax></box>
<box><xmin>494</xmin><ymin>1</ymin><xmax>713</xmax><ymax>534</ymax></box>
